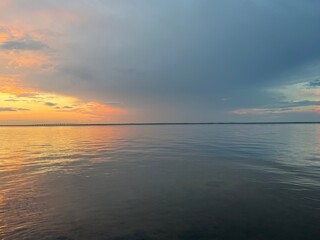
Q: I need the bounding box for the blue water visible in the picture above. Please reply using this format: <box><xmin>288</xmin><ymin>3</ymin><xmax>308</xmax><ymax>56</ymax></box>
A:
<box><xmin>0</xmin><ymin>125</ymin><xmax>319</xmax><ymax>239</ymax></box>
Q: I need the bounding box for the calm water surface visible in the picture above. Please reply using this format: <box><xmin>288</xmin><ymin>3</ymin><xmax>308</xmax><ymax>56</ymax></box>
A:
<box><xmin>0</xmin><ymin>125</ymin><xmax>319</xmax><ymax>240</ymax></box>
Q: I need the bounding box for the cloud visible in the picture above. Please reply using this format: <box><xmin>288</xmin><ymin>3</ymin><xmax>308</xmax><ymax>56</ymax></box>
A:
<box><xmin>1</xmin><ymin>0</ymin><xmax>320</xmax><ymax>122</ymax></box>
<box><xmin>0</xmin><ymin>75</ymin><xmax>39</xmax><ymax>97</ymax></box>
<box><xmin>44</xmin><ymin>102</ymin><xmax>57</xmax><ymax>107</ymax></box>
<box><xmin>0</xmin><ymin>107</ymin><xmax>29</xmax><ymax>112</ymax></box>
<box><xmin>232</xmin><ymin>100</ymin><xmax>320</xmax><ymax>115</ymax></box>
<box><xmin>16</xmin><ymin>93</ymin><xmax>39</xmax><ymax>98</ymax></box>
<box><xmin>231</xmin><ymin>107</ymin><xmax>312</xmax><ymax>115</ymax></box>
<box><xmin>0</xmin><ymin>75</ymin><xmax>126</xmax><ymax>123</ymax></box>
<box><xmin>306</xmin><ymin>79</ymin><xmax>320</xmax><ymax>88</ymax></box>
<box><xmin>1</xmin><ymin>38</ymin><xmax>46</xmax><ymax>51</ymax></box>
<box><xmin>278</xmin><ymin>100</ymin><xmax>320</xmax><ymax>107</ymax></box>
<box><xmin>63</xmin><ymin>106</ymin><xmax>73</xmax><ymax>109</ymax></box>
<box><xmin>29</xmin><ymin>0</ymin><xmax>319</xmax><ymax>120</ymax></box>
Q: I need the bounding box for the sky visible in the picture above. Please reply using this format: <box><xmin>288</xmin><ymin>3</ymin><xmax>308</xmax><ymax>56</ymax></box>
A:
<box><xmin>1</xmin><ymin>0</ymin><xmax>320</xmax><ymax>124</ymax></box>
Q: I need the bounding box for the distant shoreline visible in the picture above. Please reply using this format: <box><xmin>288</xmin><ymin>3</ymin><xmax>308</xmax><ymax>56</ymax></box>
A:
<box><xmin>1</xmin><ymin>122</ymin><xmax>320</xmax><ymax>127</ymax></box>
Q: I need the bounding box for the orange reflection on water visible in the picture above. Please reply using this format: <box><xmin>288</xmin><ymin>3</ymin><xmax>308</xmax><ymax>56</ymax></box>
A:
<box><xmin>0</xmin><ymin>126</ymin><xmax>134</xmax><ymax>239</ymax></box>
<box><xmin>0</xmin><ymin>126</ymin><xmax>129</xmax><ymax>177</ymax></box>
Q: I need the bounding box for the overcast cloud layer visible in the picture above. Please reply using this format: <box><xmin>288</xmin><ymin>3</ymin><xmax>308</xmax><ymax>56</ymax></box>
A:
<box><xmin>1</xmin><ymin>0</ymin><xmax>320</xmax><ymax>122</ymax></box>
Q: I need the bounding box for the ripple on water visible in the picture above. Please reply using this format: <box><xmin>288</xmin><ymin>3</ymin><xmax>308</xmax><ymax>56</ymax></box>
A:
<box><xmin>0</xmin><ymin>125</ymin><xmax>319</xmax><ymax>240</ymax></box>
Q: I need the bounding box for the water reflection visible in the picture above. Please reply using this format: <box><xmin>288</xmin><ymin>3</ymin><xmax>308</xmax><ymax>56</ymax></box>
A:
<box><xmin>0</xmin><ymin>125</ymin><xmax>319</xmax><ymax>239</ymax></box>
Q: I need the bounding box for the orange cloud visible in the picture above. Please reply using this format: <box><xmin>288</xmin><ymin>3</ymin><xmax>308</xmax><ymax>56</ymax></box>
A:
<box><xmin>84</xmin><ymin>102</ymin><xmax>124</xmax><ymax>116</ymax></box>
<box><xmin>0</xmin><ymin>6</ymin><xmax>125</xmax><ymax>124</ymax></box>
<box><xmin>0</xmin><ymin>32</ymin><xmax>9</xmax><ymax>42</ymax></box>
<box><xmin>1</xmin><ymin>50</ymin><xmax>49</xmax><ymax>68</ymax></box>
<box><xmin>0</xmin><ymin>28</ymin><xmax>50</xmax><ymax>69</ymax></box>
<box><xmin>0</xmin><ymin>75</ymin><xmax>37</xmax><ymax>96</ymax></box>
<box><xmin>0</xmin><ymin>25</ymin><xmax>26</xmax><ymax>43</ymax></box>
<box><xmin>0</xmin><ymin>77</ymin><xmax>126</xmax><ymax>124</ymax></box>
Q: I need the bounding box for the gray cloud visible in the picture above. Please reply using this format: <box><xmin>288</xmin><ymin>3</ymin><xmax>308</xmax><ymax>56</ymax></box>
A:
<box><xmin>1</xmin><ymin>37</ymin><xmax>46</xmax><ymax>51</ymax></box>
<box><xmin>0</xmin><ymin>107</ymin><xmax>30</xmax><ymax>112</ymax></box>
<box><xmin>63</xmin><ymin>106</ymin><xmax>73</xmax><ymax>109</ymax></box>
<box><xmin>232</xmin><ymin>100</ymin><xmax>320</xmax><ymax>118</ymax></box>
<box><xmin>6</xmin><ymin>0</ymin><xmax>320</xmax><ymax>122</ymax></box>
<box><xmin>44</xmin><ymin>102</ymin><xmax>57</xmax><ymax>107</ymax></box>
<box><xmin>306</xmin><ymin>79</ymin><xmax>320</xmax><ymax>88</ymax></box>
<box><xmin>278</xmin><ymin>100</ymin><xmax>320</xmax><ymax>108</ymax></box>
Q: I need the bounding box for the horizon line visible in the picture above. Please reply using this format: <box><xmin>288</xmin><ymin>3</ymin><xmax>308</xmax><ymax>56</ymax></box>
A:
<box><xmin>1</xmin><ymin>121</ymin><xmax>320</xmax><ymax>127</ymax></box>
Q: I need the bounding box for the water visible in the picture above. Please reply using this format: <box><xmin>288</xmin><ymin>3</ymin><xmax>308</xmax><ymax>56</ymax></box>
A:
<box><xmin>0</xmin><ymin>124</ymin><xmax>319</xmax><ymax>240</ymax></box>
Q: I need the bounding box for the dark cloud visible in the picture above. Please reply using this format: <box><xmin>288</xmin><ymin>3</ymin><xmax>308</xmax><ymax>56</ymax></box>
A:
<box><xmin>0</xmin><ymin>107</ymin><xmax>17</xmax><ymax>112</ymax></box>
<box><xmin>1</xmin><ymin>38</ymin><xmax>46</xmax><ymax>51</ymax></box>
<box><xmin>0</xmin><ymin>107</ymin><xmax>30</xmax><ymax>112</ymax></box>
<box><xmin>260</xmin><ymin>100</ymin><xmax>320</xmax><ymax>109</ymax></box>
<box><xmin>279</xmin><ymin>100</ymin><xmax>320</xmax><ymax>107</ymax></box>
<box><xmin>306</xmin><ymin>79</ymin><xmax>320</xmax><ymax>88</ymax></box>
<box><xmin>104</xmin><ymin>102</ymin><xmax>121</xmax><ymax>106</ymax></box>
<box><xmin>12</xmin><ymin>0</ymin><xmax>320</xmax><ymax>121</ymax></box>
<box><xmin>44</xmin><ymin>102</ymin><xmax>57</xmax><ymax>107</ymax></box>
<box><xmin>63</xmin><ymin>106</ymin><xmax>73</xmax><ymax>109</ymax></box>
<box><xmin>232</xmin><ymin>100</ymin><xmax>320</xmax><ymax>117</ymax></box>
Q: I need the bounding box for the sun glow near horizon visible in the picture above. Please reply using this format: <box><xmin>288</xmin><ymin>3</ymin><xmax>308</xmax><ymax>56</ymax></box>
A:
<box><xmin>0</xmin><ymin>4</ymin><xmax>127</xmax><ymax>124</ymax></box>
<box><xmin>0</xmin><ymin>76</ymin><xmax>126</xmax><ymax>124</ymax></box>
<box><xmin>0</xmin><ymin>23</ymin><xmax>127</xmax><ymax>124</ymax></box>
<box><xmin>1</xmin><ymin>1</ymin><xmax>320</xmax><ymax>124</ymax></box>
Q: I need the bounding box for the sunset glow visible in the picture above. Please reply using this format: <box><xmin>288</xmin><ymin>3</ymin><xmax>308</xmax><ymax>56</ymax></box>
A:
<box><xmin>1</xmin><ymin>0</ymin><xmax>320</xmax><ymax>124</ymax></box>
<box><xmin>0</xmin><ymin>76</ymin><xmax>125</xmax><ymax>124</ymax></box>
<box><xmin>0</xmin><ymin>9</ymin><xmax>125</xmax><ymax>124</ymax></box>
<box><xmin>1</xmin><ymin>2</ymin><xmax>320</xmax><ymax>240</ymax></box>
